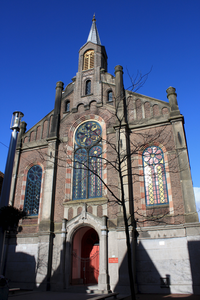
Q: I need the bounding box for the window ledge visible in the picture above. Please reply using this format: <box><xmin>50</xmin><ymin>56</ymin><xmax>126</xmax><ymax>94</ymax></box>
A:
<box><xmin>63</xmin><ymin>197</ymin><xmax>108</xmax><ymax>206</ymax></box>
<box><xmin>146</xmin><ymin>204</ymin><xmax>169</xmax><ymax>210</ymax></box>
<box><xmin>24</xmin><ymin>215</ymin><xmax>38</xmax><ymax>219</ymax></box>
<box><xmin>82</xmin><ymin>68</ymin><xmax>94</xmax><ymax>72</ymax></box>
<box><xmin>107</xmin><ymin>100</ymin><xmax>113</xmax><ymax>105</ymax></box>
<box><xmin>81</xmin><ymin>93</ymin><xmax>93</xmax><ymax>98</ymax></box>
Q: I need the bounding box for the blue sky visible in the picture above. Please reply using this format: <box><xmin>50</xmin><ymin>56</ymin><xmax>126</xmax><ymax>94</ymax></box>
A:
<box><xmin>1</xmin><ymin>1</ymin><xmax>200</xmax><ymax>209</ymax></box>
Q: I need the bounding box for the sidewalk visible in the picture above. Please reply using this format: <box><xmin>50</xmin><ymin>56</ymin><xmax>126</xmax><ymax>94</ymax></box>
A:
<box><xmin>8</xmin><ymin>290</ymin><xmax>200</xmax><ymax>300</ymax></box>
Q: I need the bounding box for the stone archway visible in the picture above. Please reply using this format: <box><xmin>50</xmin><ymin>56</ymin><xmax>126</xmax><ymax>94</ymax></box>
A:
<box><xmin>65</xmin><ymin>206</ymin><xmax>110</xmax><ymax>292</ymax></box>
<box><xmin>71</xmin><ymin>226</ymin><xmax>99</xmax><ymax>285</ymax></box>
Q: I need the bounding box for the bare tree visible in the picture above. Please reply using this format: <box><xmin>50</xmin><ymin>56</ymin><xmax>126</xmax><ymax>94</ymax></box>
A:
<box><xmin>30</xmin><ymin>68</ymin><xmax>184</xmax><ymax>299</ymax></box>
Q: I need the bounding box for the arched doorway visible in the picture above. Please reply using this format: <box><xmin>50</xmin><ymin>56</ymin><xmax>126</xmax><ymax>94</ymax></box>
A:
<box><xmin>71</xmin><ymin>226</ymin><xmax>99</xmax><ymax>285</ymax></box>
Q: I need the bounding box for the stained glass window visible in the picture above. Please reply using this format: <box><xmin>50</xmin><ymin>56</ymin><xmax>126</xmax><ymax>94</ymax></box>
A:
<box><xmin>73</xmin><ymin>121</ymin><xmax>102</xmax><ymax>200</ymax></box>
<box><xmin>24</xmin><ymin>165</ymin><xmax>42</xmax><ymax>215</ymax></box>
<box><xmin>89</xmin><ymin>146</ymin><xmax>102</xmax><ymax>198</ymax></box>
<box><xmin>73</xmin><ymin>149</ymin><xmax>87</xmax><ymax>200</ymax></box>
<box><xmin>143</xmin><ymin>146</ymin><xmax>168</xmax><ymax>206</ymax></box>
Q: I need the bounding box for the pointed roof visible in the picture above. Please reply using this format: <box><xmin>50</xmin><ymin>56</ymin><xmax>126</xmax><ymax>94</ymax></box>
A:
<box><xmin>87</xmin><ymin>14</ymin><xmax>101</xmax><ymax>45</ymax></box>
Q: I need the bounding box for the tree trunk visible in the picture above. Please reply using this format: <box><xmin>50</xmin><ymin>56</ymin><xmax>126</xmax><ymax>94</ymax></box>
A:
<box><xmin>122</xmin><ymin>201</ymin><xmax>136</xmax><ymax>300</ymax></box>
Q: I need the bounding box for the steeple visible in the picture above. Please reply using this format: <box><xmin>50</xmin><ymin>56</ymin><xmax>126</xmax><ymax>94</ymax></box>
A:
<box><xmin>87</xmin><ymin>14</ymin><xmax>101</xmax><ymax>45</ymax></box>
<box><xmin>74</xmin><ymin>14</ymin><xmax>108</xmax><ymax>106</ymax></box>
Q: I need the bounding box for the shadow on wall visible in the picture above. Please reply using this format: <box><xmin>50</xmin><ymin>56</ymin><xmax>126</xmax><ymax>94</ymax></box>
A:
<box><xmin>136</xmin><ymin>241</ymin><xmax>170</xmax><ymax>294</ymax></box>
<box><xmin>4</xmin><ymin>236</ymin><xmax>96</xmax><ymax>292</ymax></box>
<box><xmin>114</xmin><ymin>239</ymin><xmax>170</xmax><ymax>295</ymax></box>
<box><xmin>3</xmin><ymin>234</ymin><xmax>37</xmax><ymax>290</ymax></box>
<box><xmin>4</xmin><ymin>234</ymin><xmax>65</xmax><ymax>291</ymax></box>
<box><xmin>188</xmin><ymin>240</ymin><xmax>200</xmax><ymax>295</ymax></box>
<box><xmin>48</xmin><ymin>238</ymin><xmax>99</xmax><ymax>292</ymax></box>
<box><xmin>4</xmin><ymin>233</ymin><xmax>200</xmax><ymax>296</ymax></box>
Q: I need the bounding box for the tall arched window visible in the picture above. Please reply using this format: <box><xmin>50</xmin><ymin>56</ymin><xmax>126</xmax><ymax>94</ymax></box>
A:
<box><xmin>83</xmin><ymin>50</ymin><xmax>94</xmax><ymax>70</ymax></box>
<box><xmin>86</xmin><ymin>80</ymin><xmax>91</xmax><ymax>95</ymax></box>
<box><xmin>73</xmin><ymin>121</ymin><xmax>102</xmax><ymax>200</ymax></box>
<box><xmin>24</xmin><ymin>165</ymin><xmax>42</xmax><ymax>215</ymax></box>
<box><xmin>143</xmin><ymin>146</ymin><xmax>168</xmax><ymax>206</ymax></box>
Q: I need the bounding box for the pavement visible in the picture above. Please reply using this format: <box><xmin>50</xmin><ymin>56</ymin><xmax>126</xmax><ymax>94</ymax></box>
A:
<box><xmin>7</xmin><ymin>291</ymin><xmax>200</xmax><ymax>300</ymax></box>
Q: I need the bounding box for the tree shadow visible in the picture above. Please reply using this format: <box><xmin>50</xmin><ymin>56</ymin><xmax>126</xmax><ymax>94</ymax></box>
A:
<box><xmin>114</xmin><ymin>239</ymin><xmax>170</xmax><ymax>295</ymax></box>
<box><xmin>187</xmin><ymin>240</ymin><xmax>200</xmax><ymax>295</ymax></box>
<box><xmin>136</xmin><ymin>241</ymin><xmax>170</xmax><ymax>294</ymax></box>
<box><xmin>4</xmin><ymin>231</ymin><xmax>200</xmax><ymax>298</ymax></box>
<box><xmin>3</xmin><ymin>233</ymin><xmax>37</xmax><ymax>290</ymax></box>
<box><xmin>48</xmin><ymin>239</ymin><xmax>99</xmax><ymax>293</ymax></box>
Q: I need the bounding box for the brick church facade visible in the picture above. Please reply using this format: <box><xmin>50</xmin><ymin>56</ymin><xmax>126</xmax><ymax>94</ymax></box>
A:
<box><xmin>6</xmin><ymin>16</ymin><xmax>200</xmax><ymax>294</ymax></box>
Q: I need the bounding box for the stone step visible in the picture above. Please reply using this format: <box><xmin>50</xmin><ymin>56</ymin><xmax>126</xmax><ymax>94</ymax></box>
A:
<box><xmin>66</xmin><ymin>285</ymin><xmax>99</xmax><ymax>294</ymax></box>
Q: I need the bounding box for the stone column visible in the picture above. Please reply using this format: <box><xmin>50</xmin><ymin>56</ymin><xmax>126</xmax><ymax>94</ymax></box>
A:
<box><xmin>39</xmin><ymin>143</ymin><xmax>56</xmax><ymax>229</ymax></box>
<box><xmin>167</xmin><ymin>87</ymin><xmax>198</xmax><ymax>223</ymax></box>
<box><xmin>40</xmin><ymin>81</ymin><xmax>64</xmax><ymax>228</ymax></box>
<box><xmin>167</xmin><ymin>87</ymin><xmax>180</xmax><ymax>113</ymax></box>
<box><xmin>115</xmin><ymin>65</ymin><xmax>124</xmax><ymax>102</ymax></box>
<box><xmin>50</xmin><ymin>81</ymin><xmax>64</xmax><ymax>137</ymax></box>
<box><xmin>61</xmin><ymin>219</ymin><xmax>67</xmax><ymax>289</ymax></box>
<box><xmin>115</xmin><ymin>65</ymin><xmax>126</xmax><ymax>121</ymax></box>
<box><xmin>65</xmin><ymin>227</ymin><xmax>71</xmax><ymax>289</ymax></box>
<box><xmin>36</xmin><ymin>81</ymin><xmax>64</xmax><ymax>290</ymax></box>
<box><xmin>98</xmin><ymin>216</ymin><xmax>110</xmax><ymax>292</ymax></box>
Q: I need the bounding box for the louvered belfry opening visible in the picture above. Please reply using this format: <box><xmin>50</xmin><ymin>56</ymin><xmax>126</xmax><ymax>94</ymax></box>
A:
<box><xmin>83</xmin><ymin>50</ymin><xmax>94</xmax><ymax>70</ymax></box>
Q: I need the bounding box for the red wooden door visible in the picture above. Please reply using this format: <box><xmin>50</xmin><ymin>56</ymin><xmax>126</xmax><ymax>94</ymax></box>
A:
<box><xmin>88</xmin><ymin>244</ymin><xmax>99</xmax><ymax>283</ymax></box>
<box><xmin>81</xmin><ymin>229</ymin><xmax>99</xmax><ymax>284</ymax></box>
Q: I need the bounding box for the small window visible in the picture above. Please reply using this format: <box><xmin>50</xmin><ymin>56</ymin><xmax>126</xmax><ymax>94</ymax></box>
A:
<box><xmin>86</xmin><ymin>80</ymin><xmax>91</xmax><ymax>95</ymax></box>
<box><xmin>65</xmin><ymin>100</ymin><xmax>70</xmax><ymax>112</ymax></box>
<box><xmin>108</xmin><ymin>91</ymin><xmax>113</xmax><ymax>102</ymax></box>
<box><xmin>83</xmin><ymin>50</ymin><xmax>94</xmax><ymax>70</ymax></box>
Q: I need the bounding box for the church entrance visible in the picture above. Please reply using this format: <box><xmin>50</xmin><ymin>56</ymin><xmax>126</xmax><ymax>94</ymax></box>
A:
<box><xmin>71</xmin><ymin>226</ymin><xmax>99</xmax><ymax>285</ymax></box>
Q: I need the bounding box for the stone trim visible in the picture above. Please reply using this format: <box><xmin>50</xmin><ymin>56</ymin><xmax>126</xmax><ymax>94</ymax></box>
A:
<box><xmin>63</xmin><ymin>197</ymin><xmax>107</xmax><ymax>205</ymax></box>
<box><xmin>22</xmin><ymin>139</ymin><xmax>48</xmax><ymax>150</ymax></box>
<box><xmin>137</xmin><ymin>222</ymin><xmax>200</xmax><ymax>239</ymax></box>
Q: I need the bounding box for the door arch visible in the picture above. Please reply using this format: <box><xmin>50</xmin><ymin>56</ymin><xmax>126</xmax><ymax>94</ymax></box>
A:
<box><xmin>71</xmin><ymin>226</ymin><xmax>99</xmax><ymax>285</ymax></box>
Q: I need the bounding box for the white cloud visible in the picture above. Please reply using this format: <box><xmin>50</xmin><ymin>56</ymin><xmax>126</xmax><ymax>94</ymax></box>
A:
<box><xmin>194</xmin><ymin>187</ymin><xmax>200</xmax><ymax>220</ymax></box>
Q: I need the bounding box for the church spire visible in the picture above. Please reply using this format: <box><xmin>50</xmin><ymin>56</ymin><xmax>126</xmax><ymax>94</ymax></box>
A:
<box><xmin>87</xmin><ymin>14</ymin><xmax>101</xmax><ymax>45</ymax></box>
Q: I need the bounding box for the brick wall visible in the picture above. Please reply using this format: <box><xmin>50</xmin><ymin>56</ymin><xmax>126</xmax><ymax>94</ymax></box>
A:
<box><xmin>130</xmin><ymin>125</ymin><xmax>185</xmax><ymax>226</ymax></box>
<box><xmin>14</xmin><ymin>92</ymin><xmax>185</xmax><ymax>232</ymax></box>
<box><xmin>14</xmin><ymin>148</ymin><xmax>48</xmax><ymax>234</ymax></box>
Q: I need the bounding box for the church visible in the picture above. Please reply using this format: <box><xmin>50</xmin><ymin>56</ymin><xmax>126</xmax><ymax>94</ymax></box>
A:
<box><xmin>6</xmin><ymin>16</ymin><xmax>200</xmax><ymax>295</ymax></box>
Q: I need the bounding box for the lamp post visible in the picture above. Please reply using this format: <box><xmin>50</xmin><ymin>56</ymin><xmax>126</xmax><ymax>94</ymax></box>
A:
<box><xmin>0</xmin><ymin>111</ymin><xmax>24</xmax><ymax>273</ymax></box>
